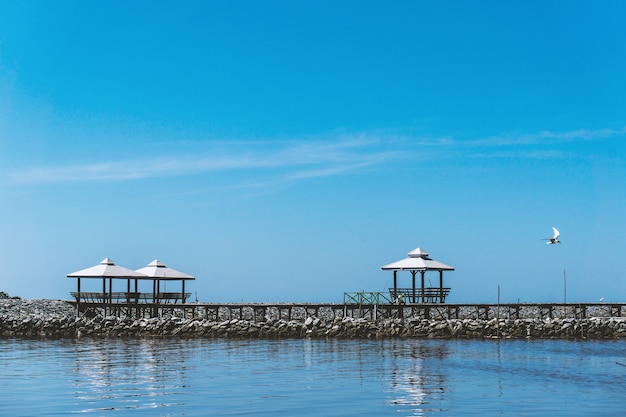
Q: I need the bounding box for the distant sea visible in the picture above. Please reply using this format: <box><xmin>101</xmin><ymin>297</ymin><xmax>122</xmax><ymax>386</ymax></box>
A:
<box><xmin>1</xmin><ymin>337</ymin><xmax>625</xmax><ymax>416</ymax></box>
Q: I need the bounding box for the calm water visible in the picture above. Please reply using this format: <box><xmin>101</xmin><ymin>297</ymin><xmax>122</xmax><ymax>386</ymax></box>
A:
<box><xmin>0</xmin><ymin>337</ymin><xmax>625</xmax><ymax>416</ymax></box>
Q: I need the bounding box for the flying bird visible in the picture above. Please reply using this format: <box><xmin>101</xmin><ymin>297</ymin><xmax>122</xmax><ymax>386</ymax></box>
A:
<box><xmin>543</xmin><ymin>227</ymin><xmax>561</xmax><ymax>244</ymax></box>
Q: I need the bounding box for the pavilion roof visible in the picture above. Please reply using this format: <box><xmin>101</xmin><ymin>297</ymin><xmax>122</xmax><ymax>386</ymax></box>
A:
<box><xmin>67</xmin><ymin>258</ymin><xmax>148</xmax><ymax>279</ymax></box>
<box><xmin>381</xmin><ymin>247</ymin><xmax>455</xmax><ymax>271</ymax></box>
<box><xmin>135</xmin><ymin>259</ymin><xmax>196</xmax><ymax>280</ymax></box>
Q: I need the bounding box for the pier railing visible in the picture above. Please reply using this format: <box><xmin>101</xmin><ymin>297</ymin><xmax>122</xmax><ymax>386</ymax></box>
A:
<box><xmin>68</xmin><ymin>299</ymin><xmax>626</xmax><ymax>322</ymax></box>
<box><xmin>344</xmin><ymin>291</ymin><xmax>393</xmax><ymax>305</ymax></box>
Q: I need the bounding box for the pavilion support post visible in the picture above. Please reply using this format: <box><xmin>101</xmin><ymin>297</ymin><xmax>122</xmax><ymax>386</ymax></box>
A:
<box><xmin>439</xmin><ymin>271</ymin><xmax>443</xmax><ymax>303</ymax></box>
<box><xmin>182</xmin><ymin>280</ymin><xmax>186</xmax><ymax>304</ymax></box>
<box><xmin>157</xmin><ymin>280</ymin><xmax>161</xmax><ymax>317</ymax></box>
<box><xmin>411</xmin><ymin>271</ymin><xmax>417</xmax><ymax>303</ymax></box>
<box><xmin>420</xmin><ymin>270</ymin><xmax>425</xmax><ymax>303</ymax></box>
<box><xmin>126</xmin><ymin>278</ymin><xmax>131</xmax><ymax>317</ymax></box>
<box><xmin>393</xmin><ymin>271</ymin><xmax>397</xmax><ymax>294</ymax></box>
<box><xmin>109</xmin><ymin>277</ymin><xmax>113</xmax><ymax>315</ymax></box>
<box><xmin>134</xmin><ymin>278</ymin><xmax>139</xmax><ymax>318</ymax></box>
<box><xmin>157</xmin><ymin>279</ymin><xmax>162</xmax><ymax>317</ymax></box>
<box><xmin>77</xmin><ymin>278</ymin><xmax>81</xmax><ymax>315</ymax></box>
<box><xmin>102</xmin><ymin>278</ymin><xmax>106</xmax><ymax>316</ymax></box>
<box><xmin>152</xmin><ymin>280</ymin><xmax>157</xmax><ymax>317</ymax></box>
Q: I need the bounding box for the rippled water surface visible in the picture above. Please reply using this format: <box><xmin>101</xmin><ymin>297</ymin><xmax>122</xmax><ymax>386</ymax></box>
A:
<box><xmin>1</xmin><ymin>338</ymin><xmax>625</xmax><ymax>416</ymax></box>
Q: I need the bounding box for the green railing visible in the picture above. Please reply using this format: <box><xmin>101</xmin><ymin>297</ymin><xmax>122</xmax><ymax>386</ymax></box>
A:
<box><xmin>344</xmin><ymin>291</ymin><xmax>393</xmax><ymax>305</ymax></box>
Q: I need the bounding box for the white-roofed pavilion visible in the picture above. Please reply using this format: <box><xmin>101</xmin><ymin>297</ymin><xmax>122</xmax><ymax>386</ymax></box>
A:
<box><xmin>136</xmin><ymin>259</ymin><xmax>195</xmax><ymax>308</ymax></box>
<box><xmin>381</xmin><ymin>248</ymin><xmax>455</xmax><ymax>303</ymax></box>
<box><xmin>67</xmin><ymin>258</ymin><xmax>195</xmax><ymax>317</ymax></box>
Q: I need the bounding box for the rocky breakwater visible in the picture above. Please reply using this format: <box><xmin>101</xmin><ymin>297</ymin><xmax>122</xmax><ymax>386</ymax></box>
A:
<box><xmin>2</xmin><ymin>299</ymin><xmax>626</xmax><ymax>339</ymax></box>
<box><xmin>0</xmin><ymin>299</ymin><xmax>77</xmax><ymax>338</ymax></box>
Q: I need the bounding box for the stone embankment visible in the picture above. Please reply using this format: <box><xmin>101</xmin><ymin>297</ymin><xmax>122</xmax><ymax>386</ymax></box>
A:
<box><xmin>2</xmin><ymin>299</ymin><xmax>626</xmax><ymax>339</ymax></box>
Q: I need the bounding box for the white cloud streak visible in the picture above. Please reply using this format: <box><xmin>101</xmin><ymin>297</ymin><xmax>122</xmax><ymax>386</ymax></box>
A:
<box><xmin>6</xmin><ymin>127</ymin><xmax>624</xmax><ymax>187</ymax></box>
<box><xmin>452</xmin><ymin>127</ymin><xmax>626</xmax><ymax>148</ymax></box>
<box><xmin>7</xmin><ymin>136</ymin><xmax>397</xmax><ymax>186</ymax></box>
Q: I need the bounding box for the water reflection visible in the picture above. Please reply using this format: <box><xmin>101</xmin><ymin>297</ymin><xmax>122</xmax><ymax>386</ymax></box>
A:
<box><xmin>3</xmin><ymin>338</ymin><xmax>626</xmax><ymax>415</ymax></box>
<box><xmin>293</xmin><ymin>338</ymin><xmax>451</xmax><ymax>416</ymax></box>
<box><xmin>382</xmin><ymin>340</ymin><xmax>449</xmax><ymax>415</ymax></box>
<box><xmin>71</xmin><ymin>339</ymin><xmax>191</xmax><ymax>412</ymax></box>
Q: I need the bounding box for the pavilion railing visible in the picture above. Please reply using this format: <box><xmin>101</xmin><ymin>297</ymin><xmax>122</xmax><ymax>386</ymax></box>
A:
<box><xmin>388</xmin><ymin>287</ymin><xmax>451</xmax><ymax>303</ymax></box>
<box><xmin>344</xmin><ymin>291</ymin><xmax>393</xmax><ymax>305</ymax></box>
<box><xmin>70</xmin><ymin>291</ymin><xmax>191</xmax><ymax>304</ymax></box>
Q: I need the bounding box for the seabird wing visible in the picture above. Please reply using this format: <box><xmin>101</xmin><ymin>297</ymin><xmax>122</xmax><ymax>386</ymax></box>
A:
<box><xmin>552</xmin><ymin>227</ymin><xmax>560</xmax><ymax>240</ymax></box>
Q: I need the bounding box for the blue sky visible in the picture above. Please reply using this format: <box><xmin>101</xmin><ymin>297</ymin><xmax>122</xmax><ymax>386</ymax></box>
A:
<box><xmin>1</xmin><ymin>1</ymin><xmax>625</xmax><ymax>303</ymax></box>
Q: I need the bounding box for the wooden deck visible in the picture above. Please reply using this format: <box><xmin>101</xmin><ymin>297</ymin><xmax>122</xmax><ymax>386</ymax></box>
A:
<box><xmin>67</xmin><ymin>300</ymin><xmax>626</xmax><ymax>321</ymax></box>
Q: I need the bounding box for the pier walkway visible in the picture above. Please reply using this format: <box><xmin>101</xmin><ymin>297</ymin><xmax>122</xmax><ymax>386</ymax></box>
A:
<box><xmin>68</xmin><ymin>301</ymin><xmax>626</xmax><ymax>322</ymax></box>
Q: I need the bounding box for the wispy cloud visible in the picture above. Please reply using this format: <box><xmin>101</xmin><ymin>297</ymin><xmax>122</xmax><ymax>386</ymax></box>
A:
<box><xmin>7</xmin><ymin>136</ymin><xmax>397</xmax><ymax>186</ymax></box>
<box><xmin>6</xmin><ymin>127</ymin><xmax>624</xmax><ymax>188</ymax></box>
<box><xmin>202</xmin><ymin>159</ymin><xmax>385</xmax><ymax>200</ymax></box>
<box><xmin>409</xmin><ymin>127</ymin><xmax>626</xmax><ymax>160</ymax></box>
<box><xmin>453</xmin><ymin>127</ymin><xmax>626</xmax><ymax>148</ymax></box>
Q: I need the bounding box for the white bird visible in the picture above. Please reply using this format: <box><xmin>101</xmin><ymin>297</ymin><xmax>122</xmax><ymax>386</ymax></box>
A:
<box><xmin>543</xmin><ymin>227</ymin><xmax>561</xmax><ymax>244</ymax></box>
